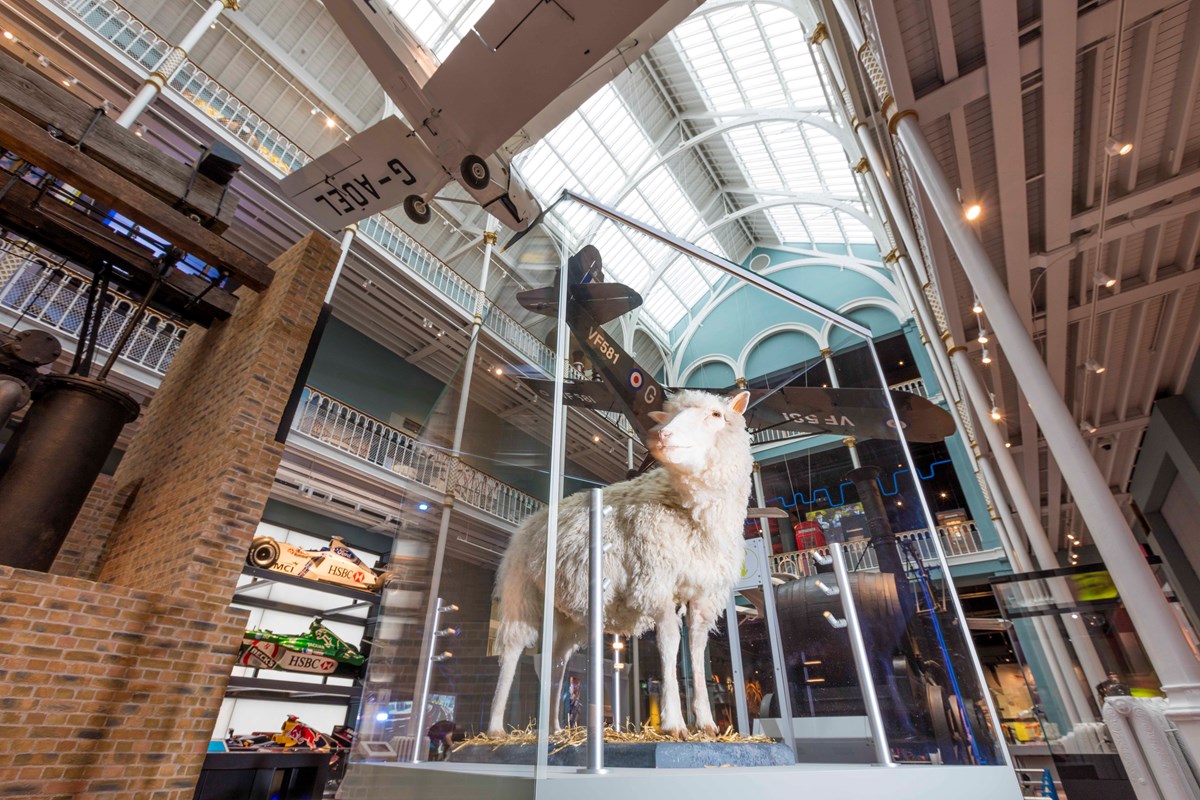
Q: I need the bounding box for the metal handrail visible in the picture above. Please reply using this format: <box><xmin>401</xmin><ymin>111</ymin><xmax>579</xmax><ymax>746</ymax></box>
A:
<box><xmin>0</xmin><ymin>252</ymin><xmax>186</xmax><ymax>375</ymax></box>
<box><xmin>290</xmin><ymin>387</ymin><xmax>544</xmax><ymax>525</ymax></box>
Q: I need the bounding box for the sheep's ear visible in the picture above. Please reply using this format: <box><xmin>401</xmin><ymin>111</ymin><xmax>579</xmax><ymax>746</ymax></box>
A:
<box><xmin>648</xmin><ymin>410</ymin><xmax>670</xmax><ymax>424</ymax></box>
<box><xmin>729</xmin><ymin>390</ymin><xmax>751</xmax><ymax>415</ymax></box>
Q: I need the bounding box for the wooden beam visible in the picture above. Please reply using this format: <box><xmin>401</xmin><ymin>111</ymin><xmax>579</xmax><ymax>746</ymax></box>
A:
<box><xmin>0</xmin><ymin>102</ymin><xmax>272</xmax><ymax>291</ymax></box>
<box><xmin>0</xmin><ymin>50</ymin><xmax>236</xmax><ymax>234</ymax></box>
<box><xmin>0</xmin><ymin>178</ymin><xmax>236</xmax><ymax>321</ymax></box>
<box><xmin>1179</xmin><ymin>212</ymin><xmax>1200</xmax><ymax>271</ymax></box>
<box><xmin>1162</xmin><ymin>0</ymin><xmax>1200</xmax><ymax>178</ymax></box>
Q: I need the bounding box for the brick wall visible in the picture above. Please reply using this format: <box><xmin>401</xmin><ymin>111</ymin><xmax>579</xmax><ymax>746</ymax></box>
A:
<box><xmin>98</xmin><ymin>232</ymin><xmax>337</xmax><ymax>602</ymax></box>
<box><xmin>0</xmin><ymin>233</ymin><xmax>337</xmax><ymax>798</ymax></box>
<box><xmin>0</xmin><ymin>565</ymin><xmax>246</xmax><ymax>799</ymax></box>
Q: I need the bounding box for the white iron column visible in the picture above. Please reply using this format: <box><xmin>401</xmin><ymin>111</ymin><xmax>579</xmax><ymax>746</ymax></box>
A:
<box><xmin>116</xmin><ymin>0</ymin><xmax>237</xmax><ymax>128</ymax></box>
<box><xmin>821</xmin><ymin>347</ymin><xmax>863</xmax><ymax>468</ymax></box>
<box><xmin>324</xmin><ymin>224</ymin><xmax>356</xmax><ymax>305</ymax></box>
<box><xmin>831</xmin><ymin>10</ymin><xmax>1200</xmax><ymax>745</ymax></box>
<box><xmin>408</xmin><ymin>220</ymin><xmax>497</xmax><ymax>745</ymax></box>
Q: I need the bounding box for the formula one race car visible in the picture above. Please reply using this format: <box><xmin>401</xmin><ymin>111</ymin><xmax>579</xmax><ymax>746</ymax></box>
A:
<box><xmin>246</xmin><ymin>534</ymin><xmax>386</xmax><ymax>591</ymax></box>
<box><xmin>238</xmin><ymin>618</ymin><xmax>366</xmax><ymax>675</ymax></box>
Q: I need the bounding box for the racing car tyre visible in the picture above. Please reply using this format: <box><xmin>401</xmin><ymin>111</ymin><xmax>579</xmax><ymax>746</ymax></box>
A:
<box><xmin>248</xmin><ymin>537</ymin><xmax>280</xmax><ymax>568</ymax></box>
<box><xmin>404</xmin><ymin>194</ymin><xmax>432</xmax><ymax>224</ymax></box>
<box><xmin>460</xmin><ymin>155</ymin><xmax>490</xmax><ymax>190</ymax></box>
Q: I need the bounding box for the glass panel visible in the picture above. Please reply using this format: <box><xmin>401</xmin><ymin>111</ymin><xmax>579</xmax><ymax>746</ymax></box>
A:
<box><xmin>342</xmin><ymin>198</ymin><xmax>1005</xmax><ymax>793</ymax></box>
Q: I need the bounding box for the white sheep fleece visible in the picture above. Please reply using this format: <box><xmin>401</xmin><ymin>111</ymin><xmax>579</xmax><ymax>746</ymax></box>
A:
<box><xmin>487</xmin><ymin>389</ymin><xmax>754</xmax><ymax>737</ymax></box>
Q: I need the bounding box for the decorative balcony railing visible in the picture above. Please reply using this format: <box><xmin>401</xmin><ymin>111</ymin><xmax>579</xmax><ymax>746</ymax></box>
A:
<box><xmin>0</xmin><ymin>251</ymin><xmax>186</xmax><ymax>375</ymax></box>
<box><xmin>54</xmin><ymin>0</ymin><xmax>564</xmax><ymax>378</ymax></box>
<box><xmin>290</xmin><ymin>388</ymin><xmax>544</xmax><ymax>525</ymax></box>
<box><xmin>768</xmin><ymin>520</ymin><xmax>985</xmax><ymax>578</ymax></box>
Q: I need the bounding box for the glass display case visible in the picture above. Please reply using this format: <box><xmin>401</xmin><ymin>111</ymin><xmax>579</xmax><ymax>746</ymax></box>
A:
<box><xmin>991</xmin><ymin>561</ymin><xmax>1166</xmax><ymax>798</ymax></box>
<box><xmin>338</xmin><ymin>197</ymin><xmax>1023</xmax><ymax>799</ymax></box>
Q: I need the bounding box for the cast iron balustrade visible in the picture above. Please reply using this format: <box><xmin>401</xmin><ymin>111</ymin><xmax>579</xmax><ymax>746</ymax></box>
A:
<box><xmin>0</xmin><ymin>248</ymin><xmax>186</xmax><ymax>375</ymax></box>
<box><xmin>768</xmin><ymin>519</ymin><xmax>985</xmax><ymax>579</ymax></box>
<box><xmin>290</xmin><ymin>388</ymin><xmax>544</xmax><ymax>525</ymax></box>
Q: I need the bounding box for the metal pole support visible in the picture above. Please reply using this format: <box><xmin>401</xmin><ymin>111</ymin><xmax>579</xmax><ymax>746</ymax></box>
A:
<box><xmin>583</xmin><ymin>488</ymin><xmax>606</xmax><ymax>773</ymax></box>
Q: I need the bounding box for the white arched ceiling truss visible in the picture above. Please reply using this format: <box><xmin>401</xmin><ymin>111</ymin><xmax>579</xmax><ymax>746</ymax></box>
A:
<box><xmin>679</xmin><ymin>354</ymin><xmax>741</xmax><ymax>387</ymax></box>
<box><xmin>671</xmin><ymin>257</ymin><xmax>905</xmax><ymax>374</ymax></box>
<box><xmin>736</xmin><ymin>322</ymin><xmax>825</xmax><ymax>376</ymax></box>
<box><xmin>510</xmin><ymin>0</ymin><xmax>882</xmax><ymax>348</ymax></box>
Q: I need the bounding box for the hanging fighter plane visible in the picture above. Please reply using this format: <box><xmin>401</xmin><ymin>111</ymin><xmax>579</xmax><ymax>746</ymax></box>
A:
<box><xmin>279</xmin><ymin>0</ymin><xmax>702</xmax><ymax>233</ymax></box>
<box><xmin>516</xmin><ymin>246</ymin><xmax>956</xmax><ymax>444</ymax></box>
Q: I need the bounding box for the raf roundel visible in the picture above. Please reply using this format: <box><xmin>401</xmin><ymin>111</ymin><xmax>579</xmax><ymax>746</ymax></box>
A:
<box><xmin>628</xmin><ymin>370</ymin><xmax>644</xmax><ymax>390</ymax></box>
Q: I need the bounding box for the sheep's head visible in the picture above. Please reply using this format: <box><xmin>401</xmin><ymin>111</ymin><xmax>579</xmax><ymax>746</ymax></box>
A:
<box><xmin>646</xmin><ymin>389</ymin><xmax>752</xmax><ymax>475</ymax></box>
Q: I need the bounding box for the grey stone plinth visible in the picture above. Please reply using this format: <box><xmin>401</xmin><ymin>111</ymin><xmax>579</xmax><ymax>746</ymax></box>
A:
<box><xmin>453</xmin><ymin>740</ymin><xmax>795</xmax><ymax>768</ymax></box>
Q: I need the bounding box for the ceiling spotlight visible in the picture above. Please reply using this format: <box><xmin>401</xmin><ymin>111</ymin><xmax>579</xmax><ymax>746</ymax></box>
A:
<box><xmin>493</xmin><ymin>366</ymin><xmax>504</xmax><ymax>376</ymax></box>
<box><xmin>972</xmin><ymin>300</ymin><xmax>983</xmax><ymax>314</ymax></box>
<box><xmin>62</xmin><ymin>78</ymin><xmax>70</xmax><ymax>87</ymax></box>
<box><xmin>1094</xmin><ymin>271</ymin><xmax>1117</xmax><ymax>288</ymax></box>
<box><xmin>1067</xmin><ymin>533</ymin><xmax>1076</xmax><ymax>541</ymax></box>
<box><xmin>36</xmin><ymin>54</ymin><xmax>49</xmax><ymax>67</ymax></box>
<box><xmin>981</xmin><ymin>349</ymin><xmax>992</xmax><ymax>365</ymax></box>
<box><xmin>592</xmin><ymin>434</ymin><xmax>601</xmax><ymax>443</ymax></box>
<box><xmin>310</xmin><ymin>107</ymin><xmax>318</xmax><ymax>115</ymax></box>
<box><xmin>964</xmin><ymin>202</ymin><xmax>983</xmax><ymax>222</ymax></box>
<box><xmin>1105</xmin><ymin>137</ymin><xmax>1133</xmax><ymax>157</ymax></box>
<box><xmin>1085</xmin><ymin>359</ymin><xmax>1106</xmax><ymax>374</ymax></box>
<box><xmin>2</xmin><ymin>31</ymin><xmax>13</xmax><ymax>40</ymax></box>
<box><xmin>133</xmin><ymin>123</ymin><xmax>145</xmax><ymax>137</ymax></box>
<box><xmin>325</xmin><ymin>116</ymin><xmax>336</xmax><ymax>128</ymax></box>
<box><xmin>978</xmin><ymin>329</ymin><xmax>989</xmax><ymax>345</ymax></box>
<box><xmin>990</xmin><ymin>406</ymin><xmax>1002</xmax><ymax>421</ymax></box>
<box><xmin>1080</xmin><ymin>419</ymin><xmax>1098</xmax><ymax>434</ymax></box>
<box><xmin>417</xmin><ymin>502</ymin><xmax>430</xmax><ymax>512</ymax></box>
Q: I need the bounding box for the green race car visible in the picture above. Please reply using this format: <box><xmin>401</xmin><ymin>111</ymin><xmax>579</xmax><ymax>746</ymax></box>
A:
<box><xmin>238</xmin><ymin>619</ymin><xmax>365</xmax><ymax>675</ymax></box>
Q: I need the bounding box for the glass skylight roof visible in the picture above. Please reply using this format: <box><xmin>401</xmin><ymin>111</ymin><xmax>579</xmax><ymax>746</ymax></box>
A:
<box><xmin>387</xmin><ymin>0</ymin><xmax>878</xmax><ymax>335</ymax></box>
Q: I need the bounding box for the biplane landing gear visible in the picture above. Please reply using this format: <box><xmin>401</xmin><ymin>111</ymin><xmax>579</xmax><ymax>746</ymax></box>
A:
<box><xmin>403</xmin><ymin>194</ymin><xmax>432</xmax><ymax>225</ymax></box>
<box><xmin>460</xmin><ymin>154</ymin><xmax>490</xmax><ymax>189</ymax></box>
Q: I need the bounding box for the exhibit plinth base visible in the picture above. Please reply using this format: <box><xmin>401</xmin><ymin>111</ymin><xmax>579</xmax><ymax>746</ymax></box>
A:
<box><xmin>338</xmin><ymin>760</ymin><xmax>1025</xmax><ymax>800</ymax></box>
<box><xmin>452</xmin><ymin>740</ymin><xmax>795</xmax><ymax>768</ymax></box>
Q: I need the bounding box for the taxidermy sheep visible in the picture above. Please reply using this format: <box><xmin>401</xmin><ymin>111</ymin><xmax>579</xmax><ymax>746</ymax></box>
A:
<box><xmin>487</xmin><ymin>389</ymin><xmax>754</xmax><ymax>738</ymax></box>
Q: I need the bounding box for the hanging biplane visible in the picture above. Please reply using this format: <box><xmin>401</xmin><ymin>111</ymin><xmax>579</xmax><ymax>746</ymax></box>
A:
<box><xmin>279</xmin><ymin>0</ymin><xmax>702</xmax><ymax>233</ymax></box>
<box><xmin>516</xmin><ymin>246</ymin><xmax>956</xmax><ymax>445</ymax></box>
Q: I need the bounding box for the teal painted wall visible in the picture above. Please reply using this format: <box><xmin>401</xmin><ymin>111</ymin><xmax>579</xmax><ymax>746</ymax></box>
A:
<box><xmin>686</xmin><ymin>360</ymin><xmax>737</xmax><ymax>389</ymax></box>
<box><xmin>309</xmin><ymin>318</ymin><xmax>446</xmax><ymax>428</ymax></box>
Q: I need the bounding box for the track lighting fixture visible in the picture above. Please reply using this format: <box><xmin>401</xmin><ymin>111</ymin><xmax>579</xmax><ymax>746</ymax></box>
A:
<box><xmin>972</xmin><ymin>299</ymin><xmax>983</xmax><ymax>314</ymax></box>
<box><xmin>1085</xmin><ymin>359</ymin><xmax>1106</xmax><ymax>374</ymax></box>
<box><xmin>990</xmin><ymin>406</ymin><xmax>1002</xmax><ymax>421</ymax></box>
<box><xmin>977</xmin><ymin>328</ymin><xmax>989</xmax><ymax>345</ymax></box>
<box><xmin>1105</xmin><ymin>137</ymin><xmax>1133</xmax><ymax>157</ymax></box>
<box><xmin>1080</xmin><ymin>420</ymin><xmax>1098</xmax><ymax>434</ymax></box>
<box><xmin>981</xmin><ymin>349</ymin><xmax>992</xmax><ymax>365</ymax></box>
<box><xmin>964</xmin><ymin>202</ymin><xmax>982</xmax><ymax>222</ymax></box>
<box><xmin>1094</xmin><ymin>272</ymin><xmax>1117</xmax><ymax>288</ymax></box>
<box><xmin>325</xmin><ymin>116</ymin><xmax>336</xmax><ymax>128</ymax></box>
<box><xmin>2</xmin><ymin>30</ymin><xmax>13</xmax><ymax>40</ymax></box>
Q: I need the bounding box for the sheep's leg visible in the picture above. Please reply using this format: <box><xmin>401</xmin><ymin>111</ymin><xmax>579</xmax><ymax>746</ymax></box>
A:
<box><xmin>549</xmin><ymin>620</ymin><xmax>582</xmax><ymax>732</ymax></box>
<box><xmin>687</xmin><ymin>601</ymin><xmax>719</xmax><ymax>735</ymax></box>
<box><xmin>487</xmin><ymin>640</ymin><xmax>525</xmax><ymax>738</ymax></box>
<box><xmin>655</xmin><ymin>610</ymin><xmax>687</xmax><ymax>739</ymax></box>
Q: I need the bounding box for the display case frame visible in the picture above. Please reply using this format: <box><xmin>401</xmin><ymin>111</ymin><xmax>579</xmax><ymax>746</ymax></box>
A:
<box><xmin>339</xmin><ymin>194</ymin><xmax>1022</xmax><ymax>799</ymax></box>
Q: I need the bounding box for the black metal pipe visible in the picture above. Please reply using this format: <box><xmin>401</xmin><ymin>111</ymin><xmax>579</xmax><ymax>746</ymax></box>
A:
<box><xmin>0</xmin><ymin>374</ymin><xmax>138</xmax><ymax>571</ymax></box>
<box><xmin>846</xmin><ymin>465</ymin><xmax>916</xmax><ymax>621</ymax></box>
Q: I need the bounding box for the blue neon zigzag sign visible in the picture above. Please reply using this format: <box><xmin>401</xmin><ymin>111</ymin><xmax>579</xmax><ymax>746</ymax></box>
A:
<box><xmin>767</xmin><ymin>458</ymin><xmax>955</xmax><ymax>509</ymax></box>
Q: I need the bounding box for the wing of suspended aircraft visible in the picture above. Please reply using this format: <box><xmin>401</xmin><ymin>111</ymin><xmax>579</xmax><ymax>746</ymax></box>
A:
<box><xmin>747</xmin><ymin>386</ymin><xmax>955</xmax><ymax>443</ymax></box>
<box><xmin>280</xmin><ymin>0</ymin><xmax>700</xmax><ymax>233</ymax></box>
<box><xmin>278</xmin><ymin>116</ymin><xmax>445</xmax><ymax>232</ymax></box>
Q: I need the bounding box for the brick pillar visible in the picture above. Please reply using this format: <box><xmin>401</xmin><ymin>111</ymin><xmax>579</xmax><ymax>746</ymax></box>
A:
<box><xmin>0</xmin><ymin>233</ymin><xmax>337</xmax><ymax>798</ymax></box>
<box><xmin>99</xmin><ymin>231</ymin><xmax>337</xmax><ymax>600</ymax></box>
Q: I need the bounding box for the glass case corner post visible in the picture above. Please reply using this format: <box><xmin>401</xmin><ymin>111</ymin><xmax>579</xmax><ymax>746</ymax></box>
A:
<box><xmin>583</xmin><ymin>487</ymin><xmax>606</xmax><ymax>774</ymax></box>
<box><xmin>534</xmin><ymin>235</ymin><xmax>573</xmax><ymax>776</ymax></box>
<box><xmin>827</xmin><ymin>527</ymin><xmax>895</xmax><ymax>767</ymax></box>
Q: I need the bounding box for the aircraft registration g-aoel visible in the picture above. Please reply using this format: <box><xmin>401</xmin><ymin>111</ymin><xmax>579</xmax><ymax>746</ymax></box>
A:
<box><xmin>279</xmin><ymin>0</ymin><xmax>703</xmax><ymax>233</ymax></box>
<box><xmin>517</xmin><ymin>246</ymin><xmax>956</xmax><ymax>446</ymax></box>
